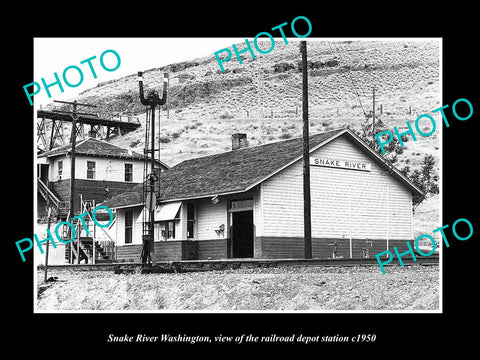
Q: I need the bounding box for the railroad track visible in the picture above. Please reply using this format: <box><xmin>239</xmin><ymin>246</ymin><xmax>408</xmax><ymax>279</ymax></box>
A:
<box><xmin>38</xmin><ymin>255</ymin><xmax>439</xmax><ymax>274</ymax></box>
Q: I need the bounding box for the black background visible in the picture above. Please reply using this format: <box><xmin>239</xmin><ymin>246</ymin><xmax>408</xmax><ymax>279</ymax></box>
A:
<box><xmin>6</xmin><ymin>5</ymin><xmax>477</xmax><ymax>355</ymax></box>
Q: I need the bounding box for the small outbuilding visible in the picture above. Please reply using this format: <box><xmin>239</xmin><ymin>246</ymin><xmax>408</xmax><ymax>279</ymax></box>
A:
<box><xmin>104</xmin><ymin>127</ymin><xmax>423</xmax><ymax>262</ymax></box>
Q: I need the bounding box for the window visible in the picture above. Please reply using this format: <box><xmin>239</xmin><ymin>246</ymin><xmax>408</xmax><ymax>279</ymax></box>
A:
<box><xmin>229</xmin><ymin>198</ymin><xmax>253</xmax><ymax>212</ymax></box>
<box><xmin>87</xmin><ymin>161</ymin><xmax>96</xmax><ymax>179</ymax></box>
<box><xmin>57</xmin><ymin>160</ymin><xmax>63</xmax><ymax>180</ymax></box>
<box><xmin>160</xmin><ymin>221</ymin><xmax>175</xmax><ymax>240</ymax></box>
<box><xmin>167</xmin><ymin>221</ymin><xmax>175</xmax><ymax>239</ymax></box>
<box><xmin>124</xmin><ymin>163</ymin><xmax>133</xmax><ymax>182</ymax></box>
<box><xmin>187</xmin><ymin>203</ymin><xmax>195</xmax><ymax>238</ymax></box>
<box><xmin>125</xmin><ymin>210</ymin><xmax>133</xmax><ymax>244</ymax></box>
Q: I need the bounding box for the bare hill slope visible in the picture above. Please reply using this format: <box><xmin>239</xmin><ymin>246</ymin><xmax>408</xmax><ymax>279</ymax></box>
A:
<box><xmin>71</xmin><ymin>39</ymin><xmax>440</xmax><ymax>170</ymax></box>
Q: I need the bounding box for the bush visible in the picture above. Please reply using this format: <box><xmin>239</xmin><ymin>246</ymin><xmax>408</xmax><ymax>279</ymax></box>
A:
<box><xmin>279</xmin><ymin>132</ymin><xmax>293</xmax><ymax>139</ymax></box>
<box><xmin>171</xmin><ymin>131</ymin><xmax>182</xmax><ymax>139</ymax></box>
<box><xmin>219</xmin><ymin>111</ymin><xmax>233</xmax><ymax>119</ymax></box>
<box><xmin>159</xmin><ymin>135</ymin><xmax>171</xmax><ymax>143</ymax></box>
<box><xmin>130</xmin><ymin>139</ymin><xmax>141</xmax><ymax>147</ymax></box>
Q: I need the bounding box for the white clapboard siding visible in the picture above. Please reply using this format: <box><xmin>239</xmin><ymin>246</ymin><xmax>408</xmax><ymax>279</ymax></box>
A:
<box><xmin>196</xmin><ymin>198</ymin><xmax>228</xmax><ymax>240</ymax></box>
<box><xmin>49</xmin><ymin>156</ymin><xmax>144</xmax><ymax>183</ymax></box>
<box><xmin>262</xmin><ymin>135</ymin><xmax>413</xmax><ymax>240</ymax></box>
<box><xmin>35</xmin><ymin>243</ymin><xmax>67</xmax><ymax>265</ymax></box>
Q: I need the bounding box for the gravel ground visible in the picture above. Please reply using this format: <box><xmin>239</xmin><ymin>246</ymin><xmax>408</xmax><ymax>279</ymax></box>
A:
<box><xmin>36</xmin><ymin>265</ymin><xmax>439</xmax><ymax>311</ymax></box>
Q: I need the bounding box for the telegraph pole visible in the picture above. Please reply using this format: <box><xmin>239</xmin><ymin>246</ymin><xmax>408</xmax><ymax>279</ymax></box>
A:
<box><xmin>372</xmin><ymin>86</ymin><xmax>376</xmax><ymax>148</ymax></box>
<box><xmin>53</xmin><ymin>100</ymin><xmax>97</xmax><ymax>263</ymax></box>
<box><xmin>300</xmin><ymin>41</ymin><xmax>312</xmax><ymax>259</ymax></box>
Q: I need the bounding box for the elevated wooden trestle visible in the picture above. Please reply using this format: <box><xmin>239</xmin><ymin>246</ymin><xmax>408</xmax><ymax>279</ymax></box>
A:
<box><xmin>37</xmin><ymin>108</ymin><xmax>141</xmax><ymax>150</ymax></box>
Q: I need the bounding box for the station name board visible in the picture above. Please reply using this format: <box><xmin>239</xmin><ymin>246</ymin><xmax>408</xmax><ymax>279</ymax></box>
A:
<box><xmin>310</xmin><ymin>157</ymin><xmax>371</xmax><ymax>172</ymax></box>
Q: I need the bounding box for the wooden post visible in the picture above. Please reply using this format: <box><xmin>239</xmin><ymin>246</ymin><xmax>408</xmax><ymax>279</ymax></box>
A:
<box><xmin>70</xmin><ymin>102</ymin><xmax>80</xmax><ymax>264</ymax></box>
<box><xmin>44</xmin><ymin>205</ymin><xmax>52</xmax><ymax>282</ymax></box>
<box><xmin>300</xmin><ymin>41</ymin><xmax>312</xmax><ymax>259</ymax></box>
<box><xmin>349</xmin><ymin>186</ymin><xmax>352</xmax><ymax>258</ymax></box>
<box><xmin>92</xmin><ymin>200</ymin><xmax>96</xmax><ymax>264</ymax></box>
<box><xmin>166</xmin><ymin>75</ymin><xmax>170</xmax><ymax>119</ymax></box>
<box><xmin>70</xmin><ymin>102</ymin><xmax>77</xmax><ymax>227</ymax></box>
<box><xmin>53</xmin><ymin>99</ymin><xmax>97</xmax><ymax>263</ymax></box>
<box><xmin>386</xmin><ymin>184</ymin><xmax>390</xmax><ymax>252</ymax></box>
<box><xmin>372</xmin><ymin>86</ymin><xmax>375</xmax><ymax>148</ymax></box>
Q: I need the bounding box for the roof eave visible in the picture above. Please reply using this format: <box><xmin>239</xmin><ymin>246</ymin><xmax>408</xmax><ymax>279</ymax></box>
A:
<box><xmin>244</xmin><ymin>128</ymin><xmax>348</xmax><ymax>191</ymax></box>
<box><xmin>343</xmin><ymin>129</ymin><xmax>425</xmax><ymax>197</ymax></box>
<box><xmin>244</xmin><ymin>128</ymin><xmax>424</xmax><ymax>198</ymax></box>
<box><xmin>159</xmin><ymin>188</ymin><xmax>254</xmax><ymax>204</ymax></box>
<box><xmin>105</xmin><ymin>202</ymin><xmax>144</xmax><ymax>210</ymax></box>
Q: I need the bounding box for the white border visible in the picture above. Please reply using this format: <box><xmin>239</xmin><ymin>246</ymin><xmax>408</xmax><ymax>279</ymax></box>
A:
<box><xmin>33</xmin><ymin>37</ymin><xmax>442</xmax><ymax>314</ymax></box>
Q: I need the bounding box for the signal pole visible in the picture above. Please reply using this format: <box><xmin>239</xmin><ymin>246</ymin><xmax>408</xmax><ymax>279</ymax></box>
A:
<box><xmin>138</xmin><ymin>72</ymin><xmax>168</xmax><ymax>267</ymax></box>
<box><xmin>300</xmin><ymin>41</ymin><xmax>312</xmax><ymax>259</ymax></box>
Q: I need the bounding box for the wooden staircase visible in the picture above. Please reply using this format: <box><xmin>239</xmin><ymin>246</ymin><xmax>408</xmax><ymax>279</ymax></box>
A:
<box><xmin>37</xmin><ymin>178</ymin><xmax>69</xmax><ymax>219</ymax></box>
<box><xmin>66</xmin><ymin>241</ymin><xmax>89</xmax><ymax>263</ymax></box>
<box><xmin>79</xmin><ymin>237</ymin><xmax>112</xmax><ymax>263</ymax></box>
<box><xmin>65</xmin><ymin>237</ymin><xmax>113</xmax><ymax>264</ymax></box>
<box><xmin>63</xmin><ymin>199</ymin><xmax>116</xmax><ymax>264</ymax></box>
<box><xmin>38</xmin><ymin>189</ymin><xmax>116</xmax><ymax>264</ymax></box>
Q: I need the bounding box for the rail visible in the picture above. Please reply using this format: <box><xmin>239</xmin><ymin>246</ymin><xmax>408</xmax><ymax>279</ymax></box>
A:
<box><xmin>37</xmin><ymin>178</ymin><xmax>60</xmax><ymax>207</ymax></box>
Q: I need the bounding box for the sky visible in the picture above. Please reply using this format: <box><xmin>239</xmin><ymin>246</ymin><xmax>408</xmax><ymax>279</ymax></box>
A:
<box><xmin>33</xmin><ymin>37</ymin><xmax>244</xmax><ymax>107</ymax></box>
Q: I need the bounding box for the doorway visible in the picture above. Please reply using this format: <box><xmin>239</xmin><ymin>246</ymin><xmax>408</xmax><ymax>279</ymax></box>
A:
<box><xmin>38</xmin><ymin>164</ymin><xmax>49</xmax><ymax>184</ymax></box>
<box><xmin>231</xmin><ymin>210</ymin><xmax>254</xmax><ymax>258</ymax></box>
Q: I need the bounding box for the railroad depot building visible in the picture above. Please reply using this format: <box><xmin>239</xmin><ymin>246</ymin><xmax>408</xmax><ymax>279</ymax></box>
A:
<box><xmin>104</xmin><ymin>128</ymin><xmax>423</xmax><ymax>262</ymax></box>
<box><xmin>37</xmin><ymin>137</ymin><xmax>169</xmax><ymax>219</ymax></box>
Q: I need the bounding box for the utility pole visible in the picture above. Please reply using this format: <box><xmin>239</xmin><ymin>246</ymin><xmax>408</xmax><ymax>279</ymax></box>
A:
<box><xmin>300</xmin><ymin>41</ymin><xmax>312</xmax><ymax>259</ymax></box>
<box><xmin>54</xmin><ymin>100</ymin><xmax>97</xmax><ymax>264</ymax></box>
<box><xmin>372</xmin><ymin>86</ymin><xmax>376</xmax><ymax>148</ymax></box>
<box><xmin>138</xmin><ymin>71</ymin><xmax>168</xmax><ymax>267</ymax></box>
<box><xmin>258</xmin><ymin>66</ymin><xmax>264</xmax><ymax>118</ymax></box>
<box><xmin>44</xmin><ymin>203</ymin><xmax>52</xmax><ymax>282</ymax></box>
<box><xmin>166</xmin><ymin>75</ymin><xmax>170</xmax><ymax>119</ymax></box>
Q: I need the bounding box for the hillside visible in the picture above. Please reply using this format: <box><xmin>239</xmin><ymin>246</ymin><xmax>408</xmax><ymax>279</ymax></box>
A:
<box><xmin>38</xmin><ymin>38</ymin><xmax>441</xmax><ymax>250</ymax></box>
<box><xmin>67</xmin><ymin>39</ymin><xmax>440</xmax><ymax>171</ymax></box>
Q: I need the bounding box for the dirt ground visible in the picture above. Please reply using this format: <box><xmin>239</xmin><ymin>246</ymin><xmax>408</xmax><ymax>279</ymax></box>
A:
<box><xmin>36</xmin><ymin>264</ymin><xmax>440</xmax><ymax>312</ymax></box>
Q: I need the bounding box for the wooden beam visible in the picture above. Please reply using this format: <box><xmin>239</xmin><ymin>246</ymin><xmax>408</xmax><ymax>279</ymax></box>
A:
<box><xmin>300</xmin><ymin>40</ymin><xmax>312</xmax><ymax>260</ymax></box>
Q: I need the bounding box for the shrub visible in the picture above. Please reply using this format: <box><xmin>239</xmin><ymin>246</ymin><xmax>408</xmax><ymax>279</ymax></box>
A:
<box><xmin>171</xmin><ymin>131</ymin><xmax>182</xmax><ymax>139</ymax></box>
<box><xmin>279</xmin><ymin>132</ymin><xmax>293</xmax><ymax>139</ymax></box>
<box><xmin>130</xmin><ymin>139</ymin><xmax>141</xmax><ymax>147</ymax></box>
<box><xmin>159</xmin><ymin>135</ymin><xmax>171</xmax><ymax>143</ymax></box>
<box><xmin>219</xmin><ymin>111</ymin><xmax>233</xmax><ymax>119</ymax></box>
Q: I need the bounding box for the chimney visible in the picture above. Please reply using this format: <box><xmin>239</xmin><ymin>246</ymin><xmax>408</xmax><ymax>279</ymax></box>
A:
<box><xmin>232</xmin><ymin>133</ymin><xmax>248</xmax><ymax>150</ymax></box>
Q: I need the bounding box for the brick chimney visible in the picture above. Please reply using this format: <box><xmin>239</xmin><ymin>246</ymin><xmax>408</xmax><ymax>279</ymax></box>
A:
<box><xmin>232</xmin><ymin>133</ymin><xmax>248</xmax><ymax>150</ymax></box>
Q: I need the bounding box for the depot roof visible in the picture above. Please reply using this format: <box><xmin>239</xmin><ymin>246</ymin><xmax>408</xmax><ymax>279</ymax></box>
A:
<box><xmin>38</xmin><ymin>137</ymin><xmax>169</xmax><ymax>169</ymax></box>
<box><xmin>104</xmin><ymin>127</ymin><xmax>424</xmax><ymax>209</ymax></box>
